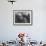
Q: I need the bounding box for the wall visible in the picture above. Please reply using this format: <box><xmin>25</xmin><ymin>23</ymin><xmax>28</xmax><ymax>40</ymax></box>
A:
<box><xmin>0</xmin><ymin>0</ymin><xmax>46</xmax><ymax>42</ymax></box>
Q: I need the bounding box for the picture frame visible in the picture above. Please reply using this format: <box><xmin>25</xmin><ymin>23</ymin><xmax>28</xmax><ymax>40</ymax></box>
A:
<box><xmin>13</xmin><ymin>10</ymin><xmax>33</xmax><ymax>25</ymax></box>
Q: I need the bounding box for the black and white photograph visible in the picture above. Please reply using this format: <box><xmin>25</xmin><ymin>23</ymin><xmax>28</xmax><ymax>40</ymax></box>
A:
<box><xmin>13</xmin><ymin>10</ymin><xmax>32</xmax><ymax>25</ymax></box>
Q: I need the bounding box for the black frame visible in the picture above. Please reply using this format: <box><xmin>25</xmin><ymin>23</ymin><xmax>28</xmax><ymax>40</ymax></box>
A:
<box><xmin>13</xmin><ymin>10</ymin><xmax>33</xmax><ymax>26</ymax></box>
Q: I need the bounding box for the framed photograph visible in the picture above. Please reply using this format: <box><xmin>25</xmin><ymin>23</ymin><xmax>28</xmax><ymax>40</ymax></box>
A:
<box><xmin>13</xmin><ymin>10</ymin><xmax>32</xmax><ymax>25</ymax></box>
